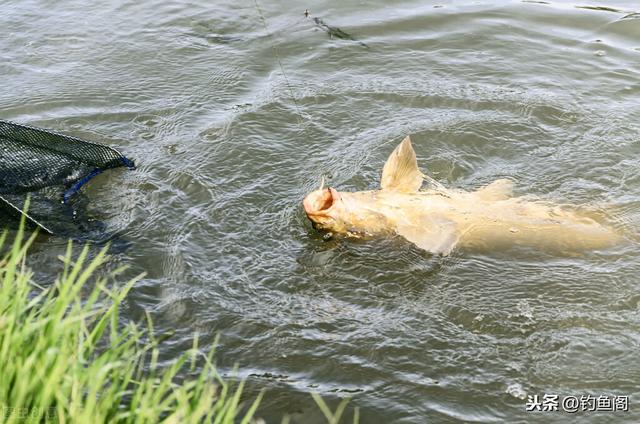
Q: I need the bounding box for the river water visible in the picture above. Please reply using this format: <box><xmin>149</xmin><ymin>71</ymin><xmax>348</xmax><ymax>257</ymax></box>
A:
<box><xmin>2</xmin><ymin>0</ymin><xmax>640</xmax><ymax>422</ymax></box>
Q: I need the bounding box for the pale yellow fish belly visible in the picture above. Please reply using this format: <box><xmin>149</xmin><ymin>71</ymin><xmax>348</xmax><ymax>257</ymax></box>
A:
<box><xmin>355</xmin><ymin>191</ymin><xmax>621</xmax><ymax>254</ymax></box>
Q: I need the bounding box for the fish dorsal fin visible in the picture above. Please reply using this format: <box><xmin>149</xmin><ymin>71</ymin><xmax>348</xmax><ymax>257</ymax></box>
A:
<box><xmin>381</xmin><ymin>136</ymin><xmax>424</xmax><ymax>193</ymax></box>
<box><xmin>474</xmin><ymin>178</ymin><xmax>514</xmax><ymax>201</ymax></box>
<box><xmin>395</xmin><ymin>216</ymin><xmax>458</xmax><ymax>256</ymax></box>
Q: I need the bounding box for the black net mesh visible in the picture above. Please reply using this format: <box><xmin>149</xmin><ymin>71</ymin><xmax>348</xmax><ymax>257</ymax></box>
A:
<box><xmin>0</xmin><ymin>120</ymin><xmax>134</xmax><ymax>235</ymax></box>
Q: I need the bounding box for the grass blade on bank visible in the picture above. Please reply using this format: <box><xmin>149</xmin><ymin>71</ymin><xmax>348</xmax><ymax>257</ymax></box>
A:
<box><xmin>0</xmin><ymin>220</ymin><xmax>260</xmax><ymax>424</ymax></box>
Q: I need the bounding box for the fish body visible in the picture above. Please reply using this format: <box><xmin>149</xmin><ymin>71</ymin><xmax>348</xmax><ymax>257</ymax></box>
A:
<box><xmin>303</xmin><ymin>137</ymin><xmax>621</xmax><ymax>255</ymax></box>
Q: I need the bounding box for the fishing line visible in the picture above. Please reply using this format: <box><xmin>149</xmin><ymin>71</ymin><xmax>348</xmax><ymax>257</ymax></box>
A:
<box><xmin>252</xmin><ymin>1</ymin><xmax>331</xmax><ymax>193</ymax></box>
<box><xmin>252</xmin><ymin>0</ymin><xmax>307</xmax><ymax>128</ymax></box>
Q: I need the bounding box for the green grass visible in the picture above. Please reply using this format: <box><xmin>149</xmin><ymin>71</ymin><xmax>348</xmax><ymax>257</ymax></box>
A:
<box><xmin>0</xmin><ymin>218</ymin><xmax>262</xmax><ymax>424</ymax></box>
<box><xmin>0</xmin><ymin>215</ymin><xmax>360</xmax><ymax>424</ymax></box>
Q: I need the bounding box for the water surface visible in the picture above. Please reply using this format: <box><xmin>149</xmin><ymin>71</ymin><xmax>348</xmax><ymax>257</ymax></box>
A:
<box><xmin>2</xmin><ymin>0</ymin><xmax>640</xmax><ymax>422</ymax></box>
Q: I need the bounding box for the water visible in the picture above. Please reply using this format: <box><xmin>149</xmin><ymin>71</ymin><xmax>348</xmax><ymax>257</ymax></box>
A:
<box><xmin>2</xmin><ymin>0</ymin><xmax>640</xmax><ymax>422</ymax></box>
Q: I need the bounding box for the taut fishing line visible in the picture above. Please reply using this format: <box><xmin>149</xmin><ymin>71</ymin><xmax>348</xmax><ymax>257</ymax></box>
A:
<box><xmin>252</xmin><ymin>0</ymin><xmax>307</xmax><ymax>128</ymax></box>
<box><xmin>252</xmin><ymin>1</ymin><xmax>331</xmax><ymax>193</ymax></box>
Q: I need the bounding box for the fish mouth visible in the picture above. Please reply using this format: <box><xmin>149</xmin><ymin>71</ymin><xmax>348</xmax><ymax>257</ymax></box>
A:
<box><xmin>303</xmin><ymin>187</ymin><xmax>338</xmax><ymax>217</ymax></box>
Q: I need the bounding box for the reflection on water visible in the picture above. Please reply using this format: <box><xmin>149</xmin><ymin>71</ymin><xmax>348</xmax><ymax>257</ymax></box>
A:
<box><xmin>1</xmin><ymin>0</ymin><xmax>640</xmax><ymax>422</ymax></box>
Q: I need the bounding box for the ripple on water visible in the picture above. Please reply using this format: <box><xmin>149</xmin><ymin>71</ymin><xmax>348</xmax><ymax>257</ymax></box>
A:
<box><xmin>3</xmin><ymin>0</ymin><xmax>640</xmax><ymax>422</ymax></box>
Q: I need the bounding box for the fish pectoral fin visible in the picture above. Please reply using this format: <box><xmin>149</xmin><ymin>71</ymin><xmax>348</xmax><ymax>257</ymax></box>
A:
<box><xmin>395</xmin><ymin>218</ymin><xmax>458</xmax><ymax>256</ymax></box>
<box><xmin>474</xmin><ymin>178</ymin><xmax>514</xmax><ymax>201</ymax></box>
<box><xmin>380</xmin><ymin>136</ymin><xmax>424</xmax><ymax>193</ymax></box>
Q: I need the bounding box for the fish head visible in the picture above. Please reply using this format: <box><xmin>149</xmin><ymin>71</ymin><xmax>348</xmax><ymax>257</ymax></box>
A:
<box><xmin>303</xmin><ymin>135</ymin><xmax>427</xmax><ymax>238</ymax></box>
<box><xmin>303</xmin><ymin>186</ymin><xmax>391</xmax><ymax>237</ymax></box>
<box><xmin>302</xmin><ymin>187</ymin><xmax>350</xmax><ymax>233</ymax></box>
